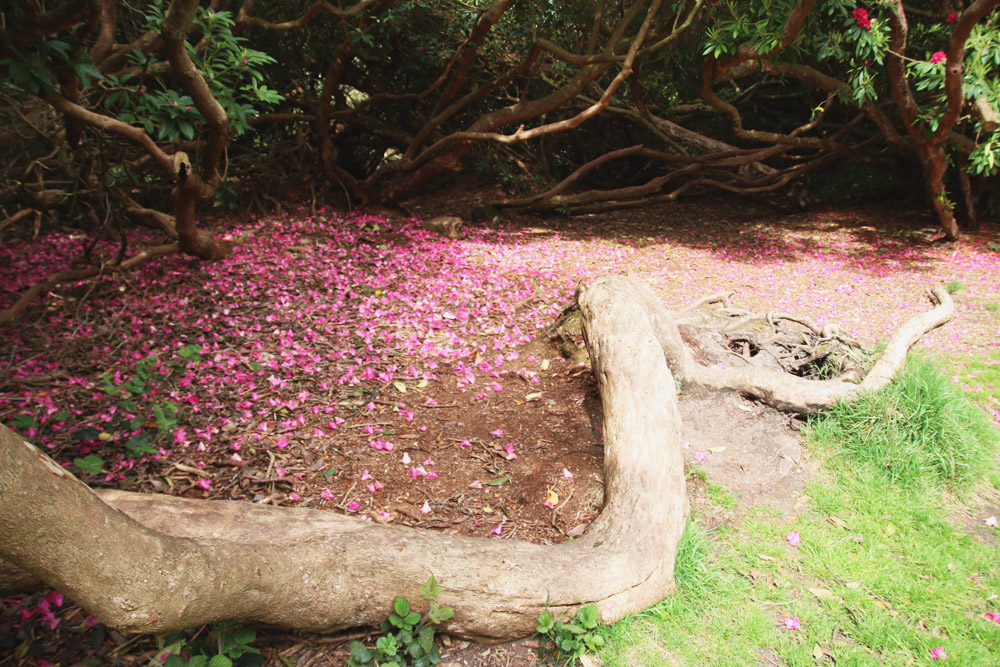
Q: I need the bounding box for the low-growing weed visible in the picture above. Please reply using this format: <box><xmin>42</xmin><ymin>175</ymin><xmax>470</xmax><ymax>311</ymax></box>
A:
<box><xmin>536</xmin><ymin>603</ymin><xmax>605</xmax><ymax>665</ymax></box>
<box><xmin>348</xmin><ymin>576</ymin><xmax>453</xmax><ymax>667</ymax></box>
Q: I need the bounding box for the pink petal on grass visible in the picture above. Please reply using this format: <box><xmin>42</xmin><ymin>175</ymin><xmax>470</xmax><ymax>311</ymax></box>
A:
<box><xmin>783</xmin><ymin>616</ymin><xmax>801</xmax><ymax>630</ymax></box>
<box><xmin>786</xmin><ymin>530</ymin><xmax>801</xmax><ymax>546</ymax></box>
<box><xmin>984</xmin><ymin>612</ymin><xmax>1000</xmax><ymax>625</ymax></box>
<box><xmin>984</xmin><ymin>516</ymin><xmax>998</xmax><ymax>527</ymax></box>
<box><xmin>930</xmin><ymin>646</ymin><xmax>947</xmax><ymax>660</ymax></box>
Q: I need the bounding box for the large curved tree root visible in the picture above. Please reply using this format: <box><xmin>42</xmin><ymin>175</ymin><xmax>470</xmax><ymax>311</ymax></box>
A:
<box><xmin>0</xmin><ymin>275</ymin><xmax>688</xmax><ymax>642</ymax></box>
<box><xmin>615</xmin><ymin>275</ymin><xmax>954</xmax><ymax>413</ymax></box>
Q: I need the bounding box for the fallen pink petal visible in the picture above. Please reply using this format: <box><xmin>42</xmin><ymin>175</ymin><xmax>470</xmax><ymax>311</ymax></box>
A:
<box><xmin>930</xmin><ymin>646</ymin><xmax>947</xmax><ymax>660</ymax></box>
<box><xmin>786</xmin><ymin>530</ymin><xmax>801</xmax><ymax>546</ymax></box>
<box><xmin>783</xmin><ymin>616</ymin><xmax>801</xmax><ymax>630</ymax></box>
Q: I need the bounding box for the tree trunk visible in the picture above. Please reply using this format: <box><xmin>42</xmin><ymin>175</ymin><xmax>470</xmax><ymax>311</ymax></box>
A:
<box><xmin>0</xmin><ymin>275</ymin><xmax>688</xmax><ymax>642</ymax></box>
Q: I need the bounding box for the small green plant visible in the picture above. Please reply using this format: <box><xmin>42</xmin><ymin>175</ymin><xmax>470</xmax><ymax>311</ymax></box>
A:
<box><xmin>348</xmin><ymin>576</ymin><xmax>453</xmax><ymax>667</ymax></box>
<box><xmin>149</xmin><ymin>622</ymin><xmax>262</xmax><ymax>667</ymax></box>
<box><xmin>535</xmin><ymin>603</ymin><xmax>605</xmax><ymax>665</ymax></box>
<box><xmin>555</xmin><ymin>204</ymin><xmax>573</xmax><ymax>216</ymax></box>
<box><xmin>95</xmin><ymin>345</ymin><xmax>201</xmax><ymax>458</ymax></box>
<box><xmin>944</xmin><ymin>280</ymin><xmax>966</xmax><ymax>294</ymax></box>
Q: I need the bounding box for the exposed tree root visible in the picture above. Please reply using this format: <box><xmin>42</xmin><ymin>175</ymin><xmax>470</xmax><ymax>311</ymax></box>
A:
<box><xmin>0</xmin><ymin>275</ymin><xmax>688</xmax><ymax>641</ymax></box>
<box><xmin>0</xmin><ymin>243</ymin><xmax>180</xmax><ymax>325</ymax></box>
<box><xmin>608</xmin><ymin>275</ymin><xmax>954</xmax><ymax>413</ymax></box>
<box><xmin>0</xmin><ymin>276</ymin><xmax>952</xmax><ymax>640</ymax></box>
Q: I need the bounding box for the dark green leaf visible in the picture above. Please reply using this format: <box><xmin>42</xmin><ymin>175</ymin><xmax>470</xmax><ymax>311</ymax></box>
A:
<box><xmin>349</xmin><ymin>641</ymin><xmax>373</xmax><ymax>664</ymax></box>
<box><xmin>394</xmin><ymin>597</ymin><xmax>410</xmax><ymax>617</ymax></box>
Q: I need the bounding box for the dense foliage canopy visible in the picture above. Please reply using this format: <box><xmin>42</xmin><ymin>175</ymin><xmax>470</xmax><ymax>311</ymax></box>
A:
<box><xmin>1</xmin><ymin>0</ymin><xmax>998</xmax><ymax>310</ymax></box>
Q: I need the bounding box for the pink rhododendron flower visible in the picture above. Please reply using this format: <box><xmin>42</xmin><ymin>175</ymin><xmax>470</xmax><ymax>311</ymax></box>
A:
<box><xmin>783</xmin><ymin>616</ymin><xmax>801</xmax><ymax>630</ymax></box>
<box><xmin>693</xmin><ymin>451</ymin><xmax>707</xmax><ymax>462</ymax></box>
<box><xmin>44</xmin><ymin>591</ymin><xmax>64</xmax><ymax>607</ymax></box>
<box><xmin>459</xmin><ymin>439</ymin><xmax>472</xmax><ymax>447</ymax></box>
<box><xmin>543</xmin><ymin>501</ymin><xmax>555</xmax><ymax>509</ymax></box>
<box><xmin>377</xmin><ymin>510</ymin><xmax>392</xmax><ymax>521</ymax></box>
<box><xmin>469</xmin><ymin>480</ymin><xmax>483</xmax><ymax>489</ymax></box>
<box><xmin>320</xmin><ymin>488</ymin><xmax>335</xmax><ymax>499</ymax></box>
<box><xmin>276</xmin><ymin>436</ymin><xmax>289</xmax><ymax>449</ymax></box>
<box><xmin>360</xmin><ymin>470</ymin><xmax>374</xmax><ymax>481</ymax></box>
<box><xmin>852</xmin><ymin>7</ymin><xmax>871</xmax><ymax>30</ymax></box>
<box><xmin>288</xmin><ymin>492</ymin><xmax>301</xmax><ymax>501</ymax></box>
<box><xmin>491</xmin><ymin>428</ymin><xmax>503</xmax><ymax>437</ymax></box>
<box><xmin>930</xmin><ymin>646</ymin><xmax>947</xmax><ymax>660</ymax></box>
<box><xmin>421</xmin><ymin>501</ymin><xmax>432</xmax><ymax>514</ymax></box>
<box><xmin>930</xmin><ymin>51</ymin><xmax>946</xmax><ymax>64</ymax></box>
<box><xmin>490</xmin><ymin>524</ymin><xmax>503</xmax><ymax>536</ymax></box>
<box><xmin>984</xmin><ymin>612</ymin><xmax>1000</xmax><ymax>625</ymax></box>
<box><xmin>423</xmin><ymin>457</ymin><xmax>435</xmax><ymax>466</ymax></box>
<box><xmin>562</xmin><ymin>468</ymin><xmax>573</xmax><ymax>478</ymax></box>
<box><xmin>198</xmin><ymin>479</ymin><xmax>212</xmax><ymax>490</ymax></box>
<box><xmin>786</xmin><ymin>530</ymin><xmax>801</xmax><ymax>546</ymax></box>
<box><xmin>504</xmin><ymin>443</ymin><xmax>517</xmax><ymax>460</ymax></box>
<box><xmin>346</xmin><ymin>501</ymin><xmax>360</xmax><ymax>512</ymax></box>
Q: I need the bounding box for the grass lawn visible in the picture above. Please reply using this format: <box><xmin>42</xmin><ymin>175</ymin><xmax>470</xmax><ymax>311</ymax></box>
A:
<box><xmin>595</xmin><ymin>354</ymin><xmax>1000</xmax><ymax>667</ymax></box>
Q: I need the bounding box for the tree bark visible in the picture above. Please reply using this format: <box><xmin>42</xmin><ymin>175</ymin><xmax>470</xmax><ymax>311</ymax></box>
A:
<box><xmin>617</xmin><ymin>277</ymin><xmax>954</xmax><ymax>413</ymax></box>
<box><xmin>0</xmin><ymin>275</ymin><xmax>688</xmax><ymax>641</ymax></box>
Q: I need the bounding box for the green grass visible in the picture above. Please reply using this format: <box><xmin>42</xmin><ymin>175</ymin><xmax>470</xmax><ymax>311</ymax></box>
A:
<box><xmin>594</xmin><ymin>354</ymin><xmax>1000</xmax><ymax>667</ymax></box>
<box><xmin>807</xmin><ymin>355</ymin><xmax>997</xmax><ymax>489</ymax></box>
<box><xmin>706</xmin><ymin>482</ymin><xmax>738</xmax><ymax>510</ymax></box>
<box><xmin>948</xmin><ymin>351</ymin><xmax>1000</xmax><ymax>408</ymax></box>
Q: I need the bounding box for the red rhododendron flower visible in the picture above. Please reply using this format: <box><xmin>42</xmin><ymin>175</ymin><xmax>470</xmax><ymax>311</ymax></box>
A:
<box><xmin>930</xmin><ymin>51</ymin><xmax>947</xmax><ymax>64</ymax></box>
<box><xmin>852</xmin><ymin>7</ymin><xmax>872</xmax><ymax>30</ymax></box>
